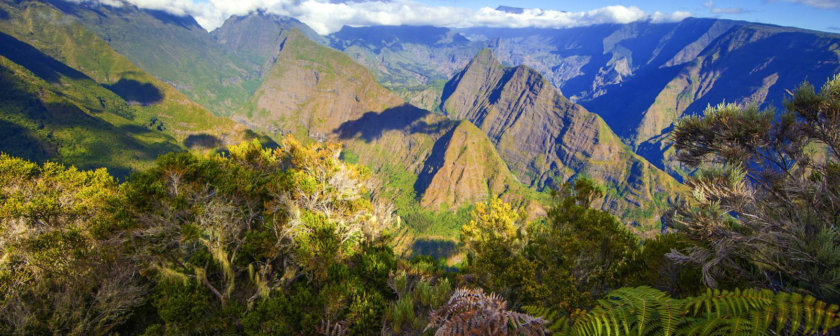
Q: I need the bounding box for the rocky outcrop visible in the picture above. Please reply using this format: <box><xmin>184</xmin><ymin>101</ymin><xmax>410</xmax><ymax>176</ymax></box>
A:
<box><xmin>417</xmin><ymin>121</ymin><xmax>523</xmax><ymax>208</ymax></box>
<box><xmin>441</xmin><ymin>49</ymin><xmax>683</xmax><ymax>227</ymax></box>
<box><xmin>241</xmin><ymin>30</ymin><xmax>532</xmax><ymax>210</ymax></box>
<box><xmin>248</xmin><ymin>29</ymin><xmax>404</xmax><ymax>139</ymax></box>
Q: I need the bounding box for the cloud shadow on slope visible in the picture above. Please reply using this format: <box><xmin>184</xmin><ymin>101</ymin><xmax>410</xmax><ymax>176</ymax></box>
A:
<box><xmin>333</xmin><ymin>104</ymin><xmax>450</xmax><ymax>142</ymax></box>
<box><xmin>0</xmin><ymin>31</ymin><xmax>90</xmax><ymax>83</ymax></box>
<box><xmin>105</xmin><ymin>79</ymin><xmax>164</xmax><ymax>106</ymax></box>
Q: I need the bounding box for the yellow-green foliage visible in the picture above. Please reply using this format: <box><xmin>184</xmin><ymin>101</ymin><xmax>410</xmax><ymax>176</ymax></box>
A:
<box><xmin>0</xmin><ymin>154</ymin><xmax>144</xmax><ymax>335</ymax></box>
<box><xmin>460</xmin><ymin>197</ymin><xmax>528</xmax><ymax>250</ymax></box>
<box><xmin>122</xmin><ymin>137</ymin><xmax>399</xmax><ymax>334</ymax></box>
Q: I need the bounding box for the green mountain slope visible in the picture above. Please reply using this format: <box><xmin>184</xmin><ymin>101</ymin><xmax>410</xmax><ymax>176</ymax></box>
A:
<box><xmin>41</xmin><ymin>0</ymin><xmax>259</xmax><ymax>116</ymax></box>
<box><xmin>0</xmin><ymin>42</ymin><xmax>179</xmax><ymax>176</ymax></box>
<box><xmin>0</xmin><ymin>0</ymin><xmax>257</xmax><ymax>175</ymax></box>
<box><xmin>42</xmin><ymin>1</ymin><xmax>333</xmax><ymax>117</ymax></box>
<box><xmin>244</xmin><ymin>30</ymin><xmax>536</xmax><ymax>207</ymax></box>
<box><xmin>441</xmin><ymin>49</ymin><xmax>683</xmax><ymax>228</ymax></box>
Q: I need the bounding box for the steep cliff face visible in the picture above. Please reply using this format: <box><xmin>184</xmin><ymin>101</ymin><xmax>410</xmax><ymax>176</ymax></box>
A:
<box><xmin>594</xmin><ymin>25</ymin><xmax>840</xmax><ymax>151</ymax></box>
<box><xmin>612</xmin><ymin>24</ymin><xmax>840</xmax><ymax>176</ymax></box>
<box><xmin>246</xmin><ymin>29</ymin><xmax>405</xmax><ymax>139</ymax></box>
<box><xmin>240</xmin><ymin>31</ymin><xmax>533</xmax><ymax>210</ymax></box>
<box><xmin>442</xmin><ymin>49</ymin><xmax>682</xmax><ymax>227</ymax></box>
<box><xmin>417</xmin><ymin>121</ymin><xmax>526</xmax><ymax>208</ymax></box>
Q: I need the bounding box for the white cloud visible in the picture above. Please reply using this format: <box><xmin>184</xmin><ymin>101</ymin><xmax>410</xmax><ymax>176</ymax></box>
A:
<box><xmin>711</xmin><ymin>7</ymin><xmax>746</xmax><ymax>14</ymax></box>
<box><xmin>79</xmin><ymin>0</ymin><xmax>692</xmax><ymax>34</ymax></box>
<box><xmin>703</xmin><ymin>0</ymin><xmax>748</xmax><ymax>15</ymax></box>
<box><xmin>771</xmin><ymin>0</ymin><xmax>840</xmax><ymax>8</ymax></box>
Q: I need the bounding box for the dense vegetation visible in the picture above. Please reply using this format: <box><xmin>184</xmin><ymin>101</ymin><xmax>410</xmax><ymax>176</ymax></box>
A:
<box><xmin>3</xmin><ymin>77</ymin><xmax>840</xmax><ymax>335</ymax></box>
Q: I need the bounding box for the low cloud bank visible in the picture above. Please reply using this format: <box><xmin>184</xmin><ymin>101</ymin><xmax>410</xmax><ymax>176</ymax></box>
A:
<box><xmin>72</xmin><ymin>0</ymin><xmax>692</xmax><ymax>34</ymax></box>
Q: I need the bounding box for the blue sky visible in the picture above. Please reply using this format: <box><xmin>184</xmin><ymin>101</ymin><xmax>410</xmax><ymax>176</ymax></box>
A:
<box><xmin>127</xmin><ymin>0</ymin><xmax>840</xmax><ymax>34</ymax></box>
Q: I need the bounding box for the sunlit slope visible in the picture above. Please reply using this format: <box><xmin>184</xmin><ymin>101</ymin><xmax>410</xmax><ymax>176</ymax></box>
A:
<box><xmin>244</xmin><ymin>30</ymin><xmax>539</xmax><ymax>210</ymax></box>
<box><xmin>0</xmin><ymin>0</ymin><xmax>258</xmax><ymax>175</ymax></box>
<box><xmin>442</xmin><ymin>49</ymin><xmax>684</xmax><ymax>228</ymax></box>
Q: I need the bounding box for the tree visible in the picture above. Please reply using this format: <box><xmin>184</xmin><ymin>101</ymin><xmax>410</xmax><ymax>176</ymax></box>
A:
<box><xmin>668</xmin><ymin>74</ymin><xmax>840</xmax><ymax>303</ymax></box>
<box><xmin>124</xmin><ymin>137</ymin><xmax>399</xmax><ymax>334</ymax></box>
<box><xmin>0</xmin><ymin>155</ymin><xmax>144</xmax><ymax>335</ymax></box>
<box><xmin>525</xmin><ymin>178</ymin><xmax>640</xmax><ymax>311</ymax></box>
<box><xmin>459</xmin><ymin>197</ymin><xmax>539</xmax><ymax>307</ymax></box>
<box><xmin>460</xmin><ymin>179</ymin><xmax>639</xmax><ymax>311</ymax></box>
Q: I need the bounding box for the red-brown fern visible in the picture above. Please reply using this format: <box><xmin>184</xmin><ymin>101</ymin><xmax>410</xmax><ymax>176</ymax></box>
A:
<box><xmin>427</xmin><ymin>288</ymin><xmax>548</xmax><ymax>335</ymax></box>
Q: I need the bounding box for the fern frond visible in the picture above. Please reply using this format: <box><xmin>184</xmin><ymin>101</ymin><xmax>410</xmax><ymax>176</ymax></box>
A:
<box><xmin>685</xmin><ymin>288</ymin><xmax>840</xmax><ymax>335</ymax></box>
<box><xmin>567</xmin><ymin>287</ymin><xmax>840</xmax><ymax>336</ymax></box>
<box><xmin>570</xmin><ymin>287</ymin><xmax>679</xmax><ymax>336</ymax></box>
<box><xmin>522</xmin><ymin>305</ymin><xmax>570</xmax><ymax>334</ymax></box>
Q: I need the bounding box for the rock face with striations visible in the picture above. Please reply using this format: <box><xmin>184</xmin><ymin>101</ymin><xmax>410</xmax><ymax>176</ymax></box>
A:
<box><xmin>417</xmin><ymin>120</ymin><xmax>526</xmax><ymax>208</ymax></box>
<box><xmin>240</xmin><ymin>30</ymin><xmax>533</xmax><ymax>209</ymax></box>
<box><xmin>247</xmin><ymin>29</ymin><xmax>404</xmax><ymax>139</ymax></box>
<box><xmin>441</xmin><ymin>49</ymin><xmax>682</xmax><ymax>226</ymax></box>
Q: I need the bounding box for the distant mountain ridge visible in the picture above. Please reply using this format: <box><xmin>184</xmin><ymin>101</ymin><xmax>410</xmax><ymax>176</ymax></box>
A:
<box><xmin>441</xmin><ymin>49</ymin><xmax>682</xmax><ymax>225</ymax></box>
<box><xmin>327</xmin><ymin>20</ymin><xmax>840</xmax><ymax>177</ymax></box>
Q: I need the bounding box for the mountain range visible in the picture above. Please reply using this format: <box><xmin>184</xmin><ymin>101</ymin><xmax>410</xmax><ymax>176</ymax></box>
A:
<box><xmin>1</xmin><ymin>0</ymin><xmax>838</xmax><ymax>253</ymax></box>
<box><xmin>328</xmin><ymin>20</ymin><xmax>840</xmax><ymax>177</ymax></box>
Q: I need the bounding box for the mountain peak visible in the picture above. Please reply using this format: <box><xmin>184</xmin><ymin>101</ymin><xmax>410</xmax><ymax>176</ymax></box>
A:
<box><xmin>495</xmin><ymin>6</ymin><xmax>525</xmax><ymax>14</ymax></box>
<box><xmin>213</xmin><ymin>12</ymin><xmax>325</xmax><ymax>65</ymax></box>
<box><xmin>467</xmin><ymin>48</ymin><xmax>502</xmax><ymax>69</ymax></box>
<box><xmin>441</xmin><ymin>48</ymin><xmax>682</xmax><ymax>227</ymax></box>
